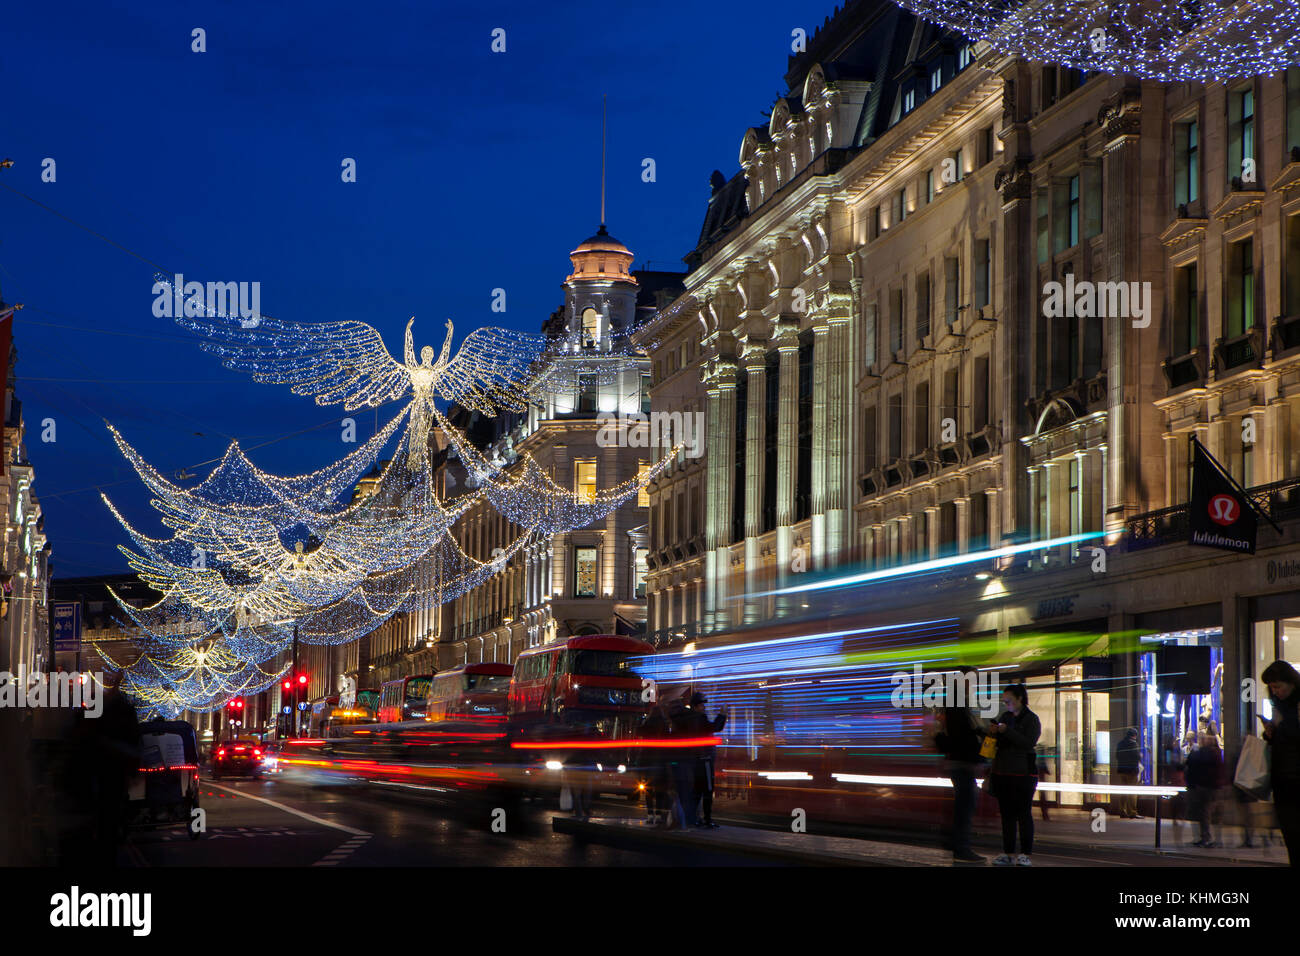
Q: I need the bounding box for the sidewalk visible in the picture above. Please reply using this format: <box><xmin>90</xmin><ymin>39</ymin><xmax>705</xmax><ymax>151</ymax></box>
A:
<box><xmin>552</xmin><ymin>807</ymin><xmax>1289</xmax><ymax>866</ymax></box>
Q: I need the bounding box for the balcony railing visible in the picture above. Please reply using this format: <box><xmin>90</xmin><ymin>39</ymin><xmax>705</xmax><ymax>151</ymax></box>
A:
<box><xmin>1127</xmin><ymin>475</ymin><xmax>1300</xmax><ymax>549</ymax></box>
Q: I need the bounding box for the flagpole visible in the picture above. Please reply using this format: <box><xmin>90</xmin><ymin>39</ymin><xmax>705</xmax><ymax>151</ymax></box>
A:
<box><xmin>1190</xmin><ymin>434</ymin><xmax>1282</xmax><ymax>532</ymax></box>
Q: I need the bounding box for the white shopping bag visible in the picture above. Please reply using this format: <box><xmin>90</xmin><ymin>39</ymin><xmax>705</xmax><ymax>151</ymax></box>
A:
<box><xmin>1233</xmin><ymin>734</ymin><xmax>1270</xmax><ymax>798</ymax></box>
<box><xmin>559</xmin><ymin>785</ymin><xmax>573</xmax><ymax>811</ymax></box>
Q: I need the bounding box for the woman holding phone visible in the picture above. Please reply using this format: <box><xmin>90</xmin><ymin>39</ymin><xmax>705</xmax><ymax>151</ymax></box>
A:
<box><xmin>988</xmin><ymin>683</ymin><xmax>1041</xmax><ymax>867</ymax></box>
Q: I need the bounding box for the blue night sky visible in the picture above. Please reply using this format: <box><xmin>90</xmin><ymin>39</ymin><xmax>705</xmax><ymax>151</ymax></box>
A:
<box><xmin>0</xmin><ymin>0</ymin><xmax>831</xmax><ymax>577</ymax></box>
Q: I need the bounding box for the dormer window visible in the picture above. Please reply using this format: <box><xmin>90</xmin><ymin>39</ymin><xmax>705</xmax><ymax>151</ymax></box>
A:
<box><xmin>958</xmin><ymin>44</ymin><xmax>973</xmax><ymax>69</ymax></box>
<box><xmin>903</xmin><ymin>84</ymin><xmax>916</xmax><ymax>114</ymax></box>
<box><xmin>930</xmin><ymin>65</ymin><xmax>943</xmax><ymax>93</ymax></box>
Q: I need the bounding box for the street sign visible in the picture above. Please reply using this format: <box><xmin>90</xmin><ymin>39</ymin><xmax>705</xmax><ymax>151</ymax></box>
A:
<box><xmin>297</xmin><ymin>702</ymin><xmax>308</xmax><ymax>711</ymax></box>
<box><xmin>52</xmin><ymin>603</ymin><xmax>82</xmax><ymax>653</ymax></box>
<box><xmin>282</xmin><ymin>706</ymin><xmax>291</xmax><ymax>715</ymax></box>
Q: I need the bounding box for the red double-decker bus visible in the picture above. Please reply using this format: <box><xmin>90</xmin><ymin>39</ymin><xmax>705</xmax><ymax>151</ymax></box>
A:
<box><xmin>427</xmin><ymin>662</ymin><xmax>513</xmax><ymax>722</ymax></box>
<box><xmin>507</xmin><ymin>635</ymin><xmax>654</xmax><ymax>736</ymax></box>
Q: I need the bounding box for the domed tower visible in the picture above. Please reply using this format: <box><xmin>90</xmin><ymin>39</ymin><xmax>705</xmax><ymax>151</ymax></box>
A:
<box><xmin>564</xmin><ymin>224</ymin><xmax>639</xmax><ymax>349</ymax></box>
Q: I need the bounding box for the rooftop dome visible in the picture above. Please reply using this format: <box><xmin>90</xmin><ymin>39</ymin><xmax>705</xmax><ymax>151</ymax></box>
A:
<box><xmin>566</xmin><ymin>224</ymin><xmax>638</xmax><ymax>286</ymax></box>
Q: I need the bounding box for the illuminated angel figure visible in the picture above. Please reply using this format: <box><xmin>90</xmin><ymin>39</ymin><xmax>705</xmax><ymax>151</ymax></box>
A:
<box><xmin>162</xmin><ymin>269</ymin><xmax>560</xmax><ymax>417</ymax></box>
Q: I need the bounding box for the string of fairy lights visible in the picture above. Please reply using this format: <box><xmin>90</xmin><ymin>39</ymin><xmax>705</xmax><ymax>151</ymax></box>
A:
<box><xmin>892</xmin><ymin>0</ymin><xmax>1300</xmax><ymax>83</ymax></box>
<box><xmin>102</xmin><ymin>275</ymin><xmax>680</xmax><ymax>717</ymax></box>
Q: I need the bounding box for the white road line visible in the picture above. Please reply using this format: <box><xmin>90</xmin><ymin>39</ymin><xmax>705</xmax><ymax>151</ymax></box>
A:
<box><xmin>205</xmin><ymin>782</ymin><xmax>370</xmax><ymax>837</ymax></box>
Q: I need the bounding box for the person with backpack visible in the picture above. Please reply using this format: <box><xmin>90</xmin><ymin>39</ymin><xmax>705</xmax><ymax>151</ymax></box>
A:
<box><xmin>933</xmin><ymin>667</ymin><xmax>987</xmax><ymax>864</ymax></box>
<box><xmin>987</xmin><ymin>683</ymin><xmax>1041</xmax><ymax>867</ymax></box>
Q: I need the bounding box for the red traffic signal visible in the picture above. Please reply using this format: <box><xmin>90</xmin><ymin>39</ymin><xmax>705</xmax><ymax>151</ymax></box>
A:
<box><xmin>283</xmin><ymin>680</ymin><xmax>292</xmax><ymax>691</ymax></box>
<box><xmin>297</xmin><ymin>674</ymin><xmax>308</xmax><ymax>685</ymax></box>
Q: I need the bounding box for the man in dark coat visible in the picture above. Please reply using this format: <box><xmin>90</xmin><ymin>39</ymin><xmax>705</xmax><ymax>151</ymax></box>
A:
<box><xmin>934</xmin><ymin>668</ymin><xmax>986</xmax><ymax>863</ymax></box>
<box><xmin>683</xmin><ymin>691</ymin><xmax>726</xmax><ymax>828</ymax></box>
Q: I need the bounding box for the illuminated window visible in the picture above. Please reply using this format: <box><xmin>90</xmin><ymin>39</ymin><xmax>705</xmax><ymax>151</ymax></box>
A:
<box><xmin>633</xmin><ymin>548</ymin><xmax>648</xmax><ymax>598</ymax></box>
<box><xmin>637</xmin><ymin>461</ymin><xmax>650</xmax><ymax>508</ymax></box>
<box><xmin>574</xmin><ymin>547</ymin><xmax>597</xmax><ymax>598</ymax></box>
<box><xmin>575</xmin><ymin>460</ymin><xmax>597</xmax><ymax>502</ymax></box>
<box><xmin>581</xmin><ymin>307</ymin><xmax>600</xmax><ymax>346</ymax></box>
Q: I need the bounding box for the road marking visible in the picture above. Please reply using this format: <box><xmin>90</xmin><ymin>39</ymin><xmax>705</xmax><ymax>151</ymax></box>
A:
<box><xmin>311</xmin><ymin>835</ymin><xmax>371</xmax><ymax>867</ymax></box>
<box><xmin>206</xmin><ymin>782</ymin><xmax>370</xmax><ymax>837</ymax></box>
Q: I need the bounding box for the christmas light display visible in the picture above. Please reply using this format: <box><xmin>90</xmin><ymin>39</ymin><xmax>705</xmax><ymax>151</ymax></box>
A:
<box><xmin>892</xmin><ymin>0</ymin><xmax>1300</xmax><ymax>83</ymax></box>
<box><xmin>102</xmin><ymin>278</ymin><xmax>674</xmax><ymax>715</ymax></box>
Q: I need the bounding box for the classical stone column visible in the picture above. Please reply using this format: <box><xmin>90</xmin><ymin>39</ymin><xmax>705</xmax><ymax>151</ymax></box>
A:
<box><xmin>742</xmin><ymin>341</ymin><xmax>767</xmax><ymax>624</ymax></box>
<box><xmin>704</xmin><ymin>357</ymin><xmax>738</xmax><ymax>632</ymax></box>
<box><xmin>811</xmin><ymin>319</ymin><xmax>829</xmax><ymax>568</ymax></box>
<box><xmin>955</xmin><ymin>496</ymin><xmax>970</xmax><ymax>553</ymax></box>
<box><xmin>773</xmin><ymin>320</ymin><xmax>800</xmax><ymax>616</ymax></box>
<box><xmin>825</xmin><ymin>310</ymin><xmax>853</xmax><ymax>564</ymax></box>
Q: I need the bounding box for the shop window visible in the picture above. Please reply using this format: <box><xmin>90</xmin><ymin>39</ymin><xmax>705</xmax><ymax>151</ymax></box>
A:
<box><xmin>573</xmin><ymin>546</ymin><xmax>597</xmax><ymax>597</ymax></box>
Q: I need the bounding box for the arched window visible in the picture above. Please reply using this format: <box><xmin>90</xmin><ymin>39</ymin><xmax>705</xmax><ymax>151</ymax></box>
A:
<box><xmin>581</xmin><ymin>307</ymin><xmax>600</xmax><ymax>347</ymax></box>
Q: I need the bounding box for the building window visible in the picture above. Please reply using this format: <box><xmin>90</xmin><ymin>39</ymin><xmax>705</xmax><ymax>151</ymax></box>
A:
<box><xmin>1173</xmin><ymin>263</ymin><xmax>1199</xmax><ymax>355</ymax></box>
<box><xmin>925</xmin><ymin>169</ymin><xmax>935</xmax><ymax>205</ymax></box>
<box><xmin>1036</xmin><ymin>188</ymin><xmax>1049</xmax><ymax>264</ymax></box>
<box><xmin>930</xmin><ymin>64</ymin><xmax>943</xmax><ymax>93</ymax></box>
<box><xmin>1067</xmin><ymin>175</ymin><xmax>1080</xmax><ymax>249</ymax></box>
<box><xmin>581</xmin><ymin>307</ymin><xmax>601</xmax><ymax>346</ymax></box>
<box><xmin>574</xmin><ymin>547</ymin><xmax>597</xmax><ymax>597</ymax></box>
<box><xmin>951</xmin><ymin>148</ymin><xmax>965</xmax><ymax>183</ymax></box>
<box><xmin>975</xmin><ymin>238</ymin><xmax>991</xmax><ymax>309</ymax></box>
<box><xmin>944</xmin><ymin>256</ymin><xmax>960</xmax><ymax>326</ymax></box>
<box><xmin>633</xmin><ymin>548</ymin><xmax>648</xmax><ymax>598</ymax></box>
<box><xmin>575</xmin><ymin>460</ymin><xmax>597</xmax><ymax>502</ymax></box>
<box><xmin>943</xmin><ymin>368</ymin><xmax>959</xmax><ymax>439</ymax></box>
<box><xmin>973</xmin><ymin>356</ymin><xmax>990</xmax><ymax>431</ymax></box>
<box><xmin>1288</xmin><ymin>67</ymin><xmax>1300</xmax><ymax>155</ymax></box>
<box><xmin>890</xmin><ymin>288</ymin><xmax>904</xmax><ymax>354</ymax></box>
<box><xmin>1069</xmin><ymin>458</ymin><xmax>1082</xmax><ymax>537</ymax></box>
<box><xmin>1287</xmin><ymin>216</ymin><xmax>1300</xmax><ymax>318</ymax></box>
<box><xmin>637</xmin><ymin>461</ymin><xmax>650</xmax><ymax>508</ymax></box>
<box><xmin>916</xmin><ymin>271</ymin><xmax>931</xmax><ymax>341</ymax></box>
<box><xmin>893</xmin><ymin>187</ymin><xmax>908</xmax><ymax>224</ymax></box>
<box><xmin>640</xmin><ymin>373</ymin><xmax>652</xmax><ymax>414</ymax></box>
<box><xmin>871</xmin><ymin>204</ymin><xmax>882</xmax><ymax>239</ymax></box>
<box><xmin>1229</xmin><ymin>86</ymin><xmax>1256</xmax><ymax>185</ymax></box>
<box><xmin>888</xmin><ymin>393</ymin><xmax>903</xmax><ymax>461</ymax></box>
<box><xmin>863</xmin><ymin>403</ymin><xmax>878</xmax><ymax>473</ymax></box>
<box><xmin>903</xmin><ymin>84</ymin><xmax>916</xmax><ymax>114</ymax></box>
<box><xmin>1174</xmin><ymin>119</ymin><xmax>1199</xmax><ymax>208</ymax></box>
<box><xmin>980</xmin><ymin>126</ymin><xmax>995</xmax><ymax>167</ymax></box>
<box><xmin>914</xmin><ymin>382</ymin><xmax>930</xmax><ymax>453</ymax></box>
<box><xmin>865</xmin><ymin>302</ymin><xmax>878</xmax><ymax>367</ymax></box>
<box><xmin>1226</xmin><ymin>238</ymin><xmax>1254</xmax><ymax>338</ymax></box>
<box><xmin>577</xmin><ymin>373</ymin><xmax>597</xmax><ymax>412</ymax></box>
<box><xmin>958</xmin><ymin>44</ymin><xmax>973</xmax><ymax>69</ymax></box>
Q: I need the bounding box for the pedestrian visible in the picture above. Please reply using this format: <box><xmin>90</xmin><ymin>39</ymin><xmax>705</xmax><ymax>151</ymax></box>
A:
<box><xmin>932</xmin><ymin>667</ymin><xmax>986</xmax><ymax>864</ymax></box>
<box><xmin>1261</xmin><ymin>659</ymin><xmax>1300</xmax><ymax>865</ymax></box>
<box><xmin>987</xmin><ymin>683</ymin><xmax>1041</xmax><ymax>867</ymax></box>
<box><xmin>1185</xmin><ymin>733</ymin><xmax>1225</xmax><ymax>848</ymax></box>
<box><xmin>639</xmin><ymin>701</ymin><xmax>671</xmax><ymax>826</ymax></box>
<box><xmin>1114</xmin><ymin>728</ymin><xmax>1144</xmax><ymax>819</ymax></box>
<box><xmin>684</xmin><ymin>691</ymin><xmax>726</xmax><ymax>828</ymax></box>
<box><xmin>666</xmin><ymin>697</ymin><xmax>695</xmax><ymax>828</ymax></box>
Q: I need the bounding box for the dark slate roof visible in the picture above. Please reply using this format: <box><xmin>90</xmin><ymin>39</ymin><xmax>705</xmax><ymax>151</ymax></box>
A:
<box><xmin>685</xmin><ymin>170</ymin><xmax>749</xmax><ymax>271</ymax></box>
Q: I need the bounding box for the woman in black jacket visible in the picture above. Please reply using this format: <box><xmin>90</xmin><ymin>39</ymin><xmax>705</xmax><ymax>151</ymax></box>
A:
<box><xmin>1262</xmin><ymin>660</ymin><xmax>1300</xmax><ymax>865</ymax></box>
<box><xmin>988</xmin><ymin>683</ymin><xmax>1041</xmax><ymax>867</ymax></box>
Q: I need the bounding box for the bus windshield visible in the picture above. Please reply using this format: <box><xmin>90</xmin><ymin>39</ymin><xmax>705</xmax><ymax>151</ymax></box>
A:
<box><xmin>569</xmin><ymin>650</ymin><xmax>641</xmax><ymax>678</ymax></box>
<box><xmin>465</xmin><ymin>674</ymin><xmax>511</xmax><ymax>692</ymax></box>
<box><xmin>406</xmin><ymin>678</ymin><xmax>432</xmax><ymax>700</ymax></box>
